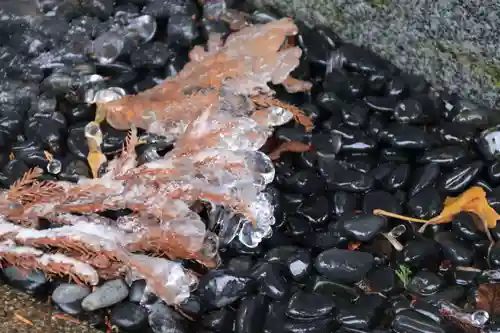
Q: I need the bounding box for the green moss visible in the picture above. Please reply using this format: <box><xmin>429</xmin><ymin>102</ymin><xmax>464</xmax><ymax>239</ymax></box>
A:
<box><xmin>366</xmin><ymin>0</ymin><xmax>390</xmax><ymax>9</ymax></box>
<box><xmin>472</xmin><ymin>63</ymin><xmax>500</xmax><ymax>88</ymax></box>
<box><xmin>429</xmin><ymin>40</ymin><xmax>500</xmax><ymax>88</ymax></box>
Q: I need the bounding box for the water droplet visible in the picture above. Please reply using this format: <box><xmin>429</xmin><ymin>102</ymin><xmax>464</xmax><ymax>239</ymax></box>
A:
<box><xmin>472</xmin><ymin>310</ymin><xmax>489</xmax><ymax>326</ymax></box>
<box><xmin>266</xmin><ymin>106</ymin><xmax>294</xmax><ymax>127</ymax></box>
<box><xmin>92</xmin><ymin>87</ymin><xmax>126</xmax><ymax>104</ymax></box>
<box><xmin>47</xmin><ymin>159</ymin><xmax>62</xmax><ymax>174</ymax></box>
<box><xmin>85</xmin><ymin>122</ymin><xmax>102</xmax><ymax>139</ymax></box>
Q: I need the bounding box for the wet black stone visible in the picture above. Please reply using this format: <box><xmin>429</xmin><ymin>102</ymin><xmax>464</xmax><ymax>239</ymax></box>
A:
<box><xmin>286</xmin><ymin>249</ymin><xmax>312</xmax><ymax>281</ymax></box>
<box><xmin>402</xmin><ymin>239</ymin><xmax>441</xmax><ymax>267</ymax></box>
<box><xmin>227</xmin><ymin>256</ymin><xmax>255</xmax><ymax>275</ymax></box>
<box><xmin>339</xmin><ymin>213</ymin><xmax>387</xmax><ymax>242</ymax></box>
<box><xmin>276</xmin><ymin>126</ymin><xmax>312</xmax><ymax>144</ymax></box>
<box><xmin>369</xmin><ymin>162</ymin><xmax>395</xmax><ymax>184</ymax></box>
<box><xmin>202</xmin><ymin>308</ymin><xmax>235</xmax><ymax>332</ymax></box>
<box><xmin>393</xmin><ymin>99</ymin><xmax>425</xmax><ymax>123</ymax></box>
<box><xmin>297</xmin><ymin>195</ymin><xmax>330</xmax><ymax>225</ymax></box>
<box><xmin>451</xmin><ymin>212</ymin><xmax>485</xmax><ymax>241</ymax></box>
<box><xmin>286</xmin><ymin>214</ymin><xmax>313</xmax><ymax>239</ymax></box>
<box><xmin>330</xmin><ymin>191</ymin><xmax>358</xmax><ymax>216</ymax></box>
<box><xmin>142</xmin><ymin>0</ymin><xmax>199</xmax><ymax>18</ymax></box>
<box><xmin>67</xmin><ymin>123</ymin><xmax>90</xmax><ymax>160</ymax></box>
<box><xmin>367</xmin><ymin>112</ymin><xmax>387</xmax><ymax>137</ymax></box>
<box><xmin>435</xmin><ymin>122</ymin><xmax>476</xmax><ymax>145</ymax></box>
<box><xmin>409</xmin><ymin>163</ymin><xmax>440</xmax><ymax>196</ymax></box>
<box><xmin>296</xmin><ymin>21</ymin><xmax>334</xmax><ymax>66</ymax></box>
<box><xmin>312</xmin><ymin>132</ymin><xmax>342</xmax><ymax>159</ymax></box>
<box><xmin>110</xmin><ymin>301</ymin><xmax>148</xmax><ymax>331</ymax></box>
<box><xmin>316</xmin><ymin>91</ymin><xmax>344</xmax><ymax>114</ymax></box>
<box><xmin>307</xmin><ymin>276</ymin><xmax>360</xmax><ymax>302</ymax></box>
<box><xmin>315</xmin><ymin>248</ymin><xmax>374</xmax><ymax>283</ymax></box>
<box><xmin>279</xmin><ymin>170</ymin><xmax>324</xmax><ymax>194</ymax></box>
<box><xmin>102</xmin><ymin>125</ymin><xmax>129</xmax><ymax>155</ymax></box>
<box><xmin>264</xmin><ymin>300</ymin><xmax>287</xmax><ymax>333</ymax></box>
<box><xmin>489</xmin><ymin>243</ymin><xmax>500</xmax><ymax>268</ymax></box>
<box><xmin>286</xmin><ymin>290</ymin><xmax>336</xmax><ymax>320</ymax></box>
<box><xmin>64</xmin><ymin>104</ymin><xmax>95</xmax><ymax>124</ymax></box>
<box><xmin>339</xmin><ymin>43</ymin><xmax>391</xmax><ymax>75</ymax></box>
<box><xmin>366</xmin><ymin>266</ymin><xmax>397</xmax><ymax>295</ymax></box>
<box><xmin>341</xmin><ymin>103</ymin><xmax>368</xmax><ymax>127</ymax></box>
<box><xmin>130</xmin><ymin>42</ymin><xmax>171</xmax><ymax>68</ymax></box>
<box><xmin>383</xmin><ymin>163</ymin><xmax>410</xmax><ymax>191</ymax></box>
<box><xmin>406</xmin><ymin>186</ymin><xmax>443</xmax><ymax>219</ymax></box>
<box><xmin>236</xmin><ymin>294</ymin><xmax>268</xmax><ymax>333</ymax></box>
<box><xmin>379</xmin><ymin>125</ymin><xmax>435</xmax><ymax>149</ymax></box>
<box><xmin>435</xmin><ymin>233</ymin><xmax>474</xmax><ymax>266</ymax></box>
<box><xmin>2</xmin><ymin>268</ymin><xmax>47</xmax><ymax>294</ymax></box>
<box><xmin>321</xmin><ymin>160</ymin><xmax>374</xmax><ymax>192</ymax></box>
<box><xmin>58</xmin><ymin>158</ymin><xmax>91</xmax><ymax>182</ymax></box>
<box><xmin>364</xmin><ymin>96</ymin><xmax>397</xmax><ymax>113</ymax></box>
<box><xmin>251</xmin><ymin>262</ymin><xmax>289</xmax><ymax>300</ymax></box>
<box><xmin>488</xmin><ymin>161</ymin><xmax>500</xmax><ymax>185</ymax></box>
<box><xmin>52</xmin><ymin>284</ymin><xmax>90</xmax><ymax>315</ymax></box>
<box><xmin>392</xmin><ymin>310</ymin><xmax>445</xmax><ymax>333</ymax></box>
<box><xmin>198</xmin><ymin>270</ymin><xmax>255</xmax><ymax>308</ymax></box>
<box><xmin>362</xmin><ymin>190</ymin><xmax>401</xmax><ymax>215</ymax></box>
<box><xmin>283</xmin><ymin>317</ymin><xmax>336</xmax><ymax>333</ymax></box>
<box><xmin>1</xmin><ymin>159</ymin><xmax>30</xmax><ymax>187</ymax></box>
<box><xmin>336</xmin><ymin>293</ymin><xmax>386</xmax><ymax>330</ymax></box>
<box><xmin>167</xmin><ymin>15</ymin><xmax>199</xmax><ymax>47</ymax></box>
<box><xmin>406</xmin><ymin>271</ymin><xmax>443</xmax><ymax>296</ymax></box>
<box><xmin>128</xmin><ymin>279</ymin><xmax>147</xmax><ymax>303</ymax></box>
<box><xmin>340</xmin><ymin>132</ymin><xmax>377</xmax><ymax>153</ymax></box>
<box><xmin>452</xmin><ymin>269</ymin><xmax>478</xmax><ymax>286</ymax></box>
<box><xmin>440</xmin><ymin>161</ymin><xmax>483</xmax><ymax>193</ymax></box>
<box><xmin>417</xmin><ymin>146</ymin><xmax>468</xmax><ymax>166</ymax></box>
<box><xmin>11</xmin><ymin>140</ymin><xmax>49</xmax><ymax>168</ymax></box>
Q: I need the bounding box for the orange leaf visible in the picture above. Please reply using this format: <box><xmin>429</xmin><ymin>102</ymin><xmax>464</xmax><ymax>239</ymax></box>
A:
<box><xmin>268</xmin><ymin>141</ymin><xmax>311</xmax><ymax>160</ymax></box>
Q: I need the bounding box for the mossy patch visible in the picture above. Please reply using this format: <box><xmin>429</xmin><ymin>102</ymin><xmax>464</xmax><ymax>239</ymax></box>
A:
<box><xmin>366</xmin><ymin>0</ymin><xmax>390</xmax><ymax>9</ymax></box>
<box><xmin>430</xmin><ymin>40</ymin><xmax>500</xmax><ymax>88</ymax></box>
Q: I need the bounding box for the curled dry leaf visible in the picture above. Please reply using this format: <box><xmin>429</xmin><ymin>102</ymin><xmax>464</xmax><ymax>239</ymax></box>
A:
<box><xmin>476</xmin><ymin>283</ymin><xmax>500</xmax><ymax>317</ymax></box>
<box><xmin>268</xmin><ymin>140</ymin><xmax>311</xmax><ymax>160</ymax></box>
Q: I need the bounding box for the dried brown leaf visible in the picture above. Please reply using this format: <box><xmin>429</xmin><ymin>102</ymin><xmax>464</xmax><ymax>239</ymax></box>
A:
<box><xmin>268</xmin><ymin>141</ymin><xmax>311</xmax><ymax>160</ymax></box>
<box><xmin>476</xmin><ymin>283</ymin><xmax>500</xmax><ymax>317</ymax></box>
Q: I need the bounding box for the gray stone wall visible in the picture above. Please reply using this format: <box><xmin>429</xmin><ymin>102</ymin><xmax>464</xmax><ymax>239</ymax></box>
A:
<box><xmin>248</xmin><ymin>0</ymin><xmax>500</xmax><ymax>109</ymax></box>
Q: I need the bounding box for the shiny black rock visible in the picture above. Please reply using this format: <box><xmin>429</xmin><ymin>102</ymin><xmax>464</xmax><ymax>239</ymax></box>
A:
<box><xmin>315</xmin><ymin>249</ymin><xmax>374</xmax><ymax>283</ymax></box>
<box><xmin>198</xmin><ymin>270</ymin><xmax>255</xmax><ymax>308</ymax></box>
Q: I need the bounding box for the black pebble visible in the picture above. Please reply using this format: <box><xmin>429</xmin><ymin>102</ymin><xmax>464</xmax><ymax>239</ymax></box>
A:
<box><xmin>339</xmin><ymin>213</ymin><xmax>387</xmax><ymax>242</ymax></box>
<box><xmin>110</xmin><ymin>301</ymin><xmax>149</xmax><ymax>331</ymax></box>
<box><xmin>315</xmin><ymin>248</ymin><xmax>374</xmax><ymax>283</ymax></box>
<box><xmin>286</xmin><ymin>290</ymin><xmax>336</xmax><ymax>320</ymax></box>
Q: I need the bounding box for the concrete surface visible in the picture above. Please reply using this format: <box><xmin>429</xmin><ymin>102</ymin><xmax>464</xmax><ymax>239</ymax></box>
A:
<box><xmin>247</xmin><ymin>0</ymin><xmax>500</xmax><ymax>110</ymax></box>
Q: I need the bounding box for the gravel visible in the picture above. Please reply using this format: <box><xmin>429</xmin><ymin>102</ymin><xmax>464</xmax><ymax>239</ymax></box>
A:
<box><xmin>0</xmin><ymin>284</ymin><xmax>100</xmax><ymax>333</ymax></box>
<box><xmin>247</xmin><ymin>0</ymin><xmax>500</xmax><ymax>109</ymax></box>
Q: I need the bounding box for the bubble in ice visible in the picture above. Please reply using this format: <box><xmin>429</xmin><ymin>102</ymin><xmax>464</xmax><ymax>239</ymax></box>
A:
<box><xmin>244</xmin><ymin>150</ymin><xmax>275</xmax><ymax>185</ymax></box>
<box><xmin>471</xmin><ymin>310</ymin><xmax>489</xmax><ymax>327</ymax></box>
<box><xmin>266</xmin><ymin>106</ymin><xmax>294</xmax><ymax>127</ymax></box>
<box><xmin>92</xmin><ymin>87</ymin><xmax>126</xmax><ymax>104</ymax></box>
<box><xmin>126</xmin><ymin>15</ymin><xmax>157</xmax><ymax>43</ymax></box>
<box><xmin>91</xmin><ymin>31</ymin><xmax>125</xmax><ymax>64</ymax></box>
<box><xmin>47</xmin><ymin>159</ymin><xmax>62</xmax><ymax>174</ymax></box>
<box><xmin>84</xmin><ymin>122</ymin><xmax>103</xmax><ymax>144</ymax></box>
